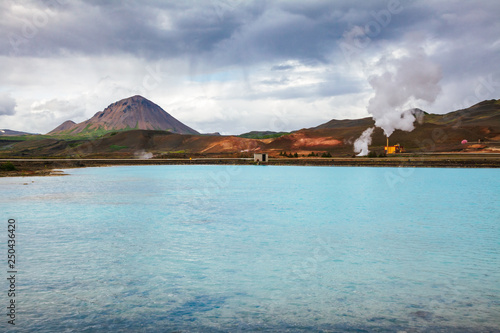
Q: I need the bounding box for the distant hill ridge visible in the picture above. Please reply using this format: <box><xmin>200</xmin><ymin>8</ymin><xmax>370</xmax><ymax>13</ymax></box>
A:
<box><xmin>0</xmin><ymin>129</ymin><xmax>36</xmax><ymax>136</ymax></box>
<box><xmin>2</xmin><ymin>99</ymin><xmax>499</xmax><ymax>157</ymax></box>
<box><xmin>312</xmin><ymin>108</ymin><xmax>426</xmax><ymax>130</ymax></box>
<box><xmin>48</xmin><ymin>95</ymin><xmax>199</xmax><ymax>135</ymax></box>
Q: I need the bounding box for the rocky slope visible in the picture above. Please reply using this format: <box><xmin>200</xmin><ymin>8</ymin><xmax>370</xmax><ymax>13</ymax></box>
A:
<box><xmin>48</xmin><ymin>95</ymin><xmax>199</xmax><ymax>135</ymax></box>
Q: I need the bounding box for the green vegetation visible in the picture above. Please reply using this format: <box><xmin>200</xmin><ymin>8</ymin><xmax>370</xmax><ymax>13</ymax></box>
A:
<box><xmin>47</xmin><ymin>127</ymin><xmax>127</xmax><ymax>140</ymax></box>
<box><xmin>0</xmin><ymin>162</ymin><xmax>17</xmax><ymax>171</ymax></box>
<box><xmin>48</xmin><ymin>124</ymin><xmax>125</xmax><ymax>140</ymax></box>
<box><xmin>424</xmin><ymin>113</ymin><xmax>453</xmax><ymax>125</ymax></box>
<box><xmin>306</xmin><ymin>152</ymin><xmax>332</xmax><ymax>157</ymax></box>
<box><xmin>68</xmin><ymin>141</ymin><xmax>85</xmax><ymax>148</ymax></box>
<box><xmin>367</xmin><ymin>151</ymin><xmax>387</xmax><ymax>158</ymax></box>
<box><xmin>49</xmin><ymin>126</ymin><xmax>174</xmax><ymax>141</ymax></box>
<box><xmin>279</xmin><ymin>151</ymin><xmax>299</xmax><ymax>158</ymax></box>
<box><xmin>278</xmin><ymin>151</ymin><xmax>332</xmax><ymax>158</ymax></box>
<box><xmin>239</xmin><ymin>131</ymin><xmax>290</xmax><ymax>139</ymax></box>
<box><xmin>109</xmin><ymin>145</ymin><xmax>128</xmax><ymax>151</ymax></box>
<box><xmin>4</xmin><ymin>127</ymin><xmax>174</xmax><ymax>154</ymax></box>
<box><xmin>0</xmin><ymin>135</ymin><xmax>38</xmax><ymax>141</ymax></box>
<box><xmin>78</xmin><ymin>125</ymin><xmax>113</xmax><ymax>137</ymax></box>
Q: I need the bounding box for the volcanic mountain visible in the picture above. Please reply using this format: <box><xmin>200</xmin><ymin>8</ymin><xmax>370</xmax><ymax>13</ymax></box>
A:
<box><xmin>48</xmin><ymin>95</ymin><xmax>199</xmax><ymax>135</ymax></box>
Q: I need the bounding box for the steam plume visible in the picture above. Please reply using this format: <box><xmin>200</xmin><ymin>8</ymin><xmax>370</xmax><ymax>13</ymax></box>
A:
<box><xmin>134</xmin><ymin>150</ymin><xmax>153</xmax><ymax>159</ymax></box>
<box><xmin>367</xmin><ymin>45</ymin><xmax>442</xmax><ymax>137</ymax></box>
<box><xmin>353</xmin><ymin>42</ymin><xmax>442</xmax><ymax>155</ymax></box>
<box><xmin>353</xmin><ymin>127</ymin><xmax>374</xmax><ymax>156</ymax></box>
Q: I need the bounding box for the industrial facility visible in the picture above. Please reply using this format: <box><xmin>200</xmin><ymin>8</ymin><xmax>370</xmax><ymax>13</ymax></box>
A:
<box><xmin>384</xmin><ymin>138</ymin><xmax>405</xmax><ymax>154</ymax></box>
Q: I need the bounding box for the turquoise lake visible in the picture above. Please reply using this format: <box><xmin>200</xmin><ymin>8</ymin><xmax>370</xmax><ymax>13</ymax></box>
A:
<box><xmin>1</xmin><ymin>165</ymin><xmax>499</xmax><ymax>332</ymax></box>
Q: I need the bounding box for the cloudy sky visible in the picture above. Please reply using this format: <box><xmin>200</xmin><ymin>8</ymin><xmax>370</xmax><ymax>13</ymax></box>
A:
<box><xmin>1</xmin><ymin>0</ymin><xmax>499</xmax><ymax>135</ymax></box>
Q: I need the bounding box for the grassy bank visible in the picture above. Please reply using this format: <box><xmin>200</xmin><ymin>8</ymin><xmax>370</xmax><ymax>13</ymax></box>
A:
<box><xmin>1</xmin><ymin>154</ymin><xmax>499</xmax><ymax>178</ymax></box>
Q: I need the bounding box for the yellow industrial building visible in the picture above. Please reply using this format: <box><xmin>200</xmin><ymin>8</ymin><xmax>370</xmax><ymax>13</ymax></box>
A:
<box><xmin>385</xmin><ymin>144</ymin><xmax>404</xmax><ymax>154</ymax></box>
<box><xmin>384</xmin><ymin>138</ymin><xmax>404</xmax><ymax>154</ymax></box>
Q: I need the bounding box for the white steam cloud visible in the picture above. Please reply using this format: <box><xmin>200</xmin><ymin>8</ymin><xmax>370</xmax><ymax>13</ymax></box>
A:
<box><xmin>353</xmin><ymin>42</ymin><xmax>442</xmax><ymax>155</ymax></box>
<box><xmin>134</xmin><ymin>150</ymin><xmax>153</xmax><ymax>159</ymax></box>
<box><xmin>367</xmin><ymin>44</ymin><xmax>442</xmax><ymax>137</ymax></box>
<box><xmin>353</xmin><ymin>127</ymin><xmax>374</xmax><ymax>156</ymax></box>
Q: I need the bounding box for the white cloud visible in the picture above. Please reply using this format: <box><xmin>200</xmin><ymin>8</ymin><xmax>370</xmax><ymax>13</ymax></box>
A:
<box><xmin>0</xmin><ymin>93</ymin><xmax>16</xmax><ymax>116</ymax></box>
<box><xmin>0</xmin><ymin>1</ymin><xmax>498</xmax><ymax>134</ymax></box>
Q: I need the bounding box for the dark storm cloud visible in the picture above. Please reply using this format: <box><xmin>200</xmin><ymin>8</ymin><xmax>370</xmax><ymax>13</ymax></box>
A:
<box><xmin>380</xmin><ymin>1</ymin><xmax>500</xmax><ymax>80</ymax></box>
<box><xmin>3</xmin><ymin>0</ymin><xmax>499</xmax><ymax>69</ymax></box>
<box><xmin>252</xmin><ymin>74</ymin><xmax>363</xmax><ymax>100</ymax></box>
<box><xmin>1</xmin><ymin>1</ymin><xmax>259</xmax><ymax>58</ymax></box>
<box><xmin>2</xmin><ymin>0</ymin><xmax>499</xmax><ymax>135</ymax></box>
<box><xmin>1</xmin><ymin>0</ymin><xmax>422</xmax><ymax>65</ymax></box>
<box><xmin>259</xmin><ymin>81</ymin><xmax>361</xmax><ymax>100</ymax></box>
<box><xmin>271</xmin><ymin>64</ymin><xmax>294</xmax><ymax>71</ymax></box>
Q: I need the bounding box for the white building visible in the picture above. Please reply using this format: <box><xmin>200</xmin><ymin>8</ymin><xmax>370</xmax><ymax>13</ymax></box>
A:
<box><xmin>253</xmin><ymin>153</ymin><xmax>268</xmax><ymax>162</ymax></box>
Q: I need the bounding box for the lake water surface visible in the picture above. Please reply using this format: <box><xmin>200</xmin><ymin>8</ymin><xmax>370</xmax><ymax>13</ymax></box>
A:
<box><xmin>1</xmin><ymin>165</ymin><xmax>499</xmax><ymax>332</ymax></box>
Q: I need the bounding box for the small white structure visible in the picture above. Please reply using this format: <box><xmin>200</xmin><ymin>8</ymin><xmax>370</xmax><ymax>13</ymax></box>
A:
<box><xmin>254</xmin><ymin>153</ymin><xmax>268</xmax><ymax>163</ymax></box>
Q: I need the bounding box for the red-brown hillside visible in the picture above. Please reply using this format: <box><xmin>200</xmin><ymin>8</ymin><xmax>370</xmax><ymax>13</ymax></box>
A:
<box><xmin>50</xmin><ymin>120</ymin><xmax>76</xmax><ymax>133</ymax></box>
<box><xmin>2</xmin><ymin>99</ymin><xmax>498</xmax><ymax>158</ymax></box>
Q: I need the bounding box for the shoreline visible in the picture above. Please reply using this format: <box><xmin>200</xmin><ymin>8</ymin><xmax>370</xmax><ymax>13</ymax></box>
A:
<box><xmin>1</xmin><ymin>155</ymin><xmax>500</xmax><ymax>177</ymax></box>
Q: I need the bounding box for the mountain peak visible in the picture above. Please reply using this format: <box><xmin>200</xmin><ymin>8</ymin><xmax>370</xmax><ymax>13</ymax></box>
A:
<box><xmin>48</xmin><ymin>96</ymin><xmax>198</xmax><ymax>135</ymax></box>
<box><xmin>103</xmin><ymin>95</ymin><xmax>152</xmax><ymax>111</ymax></box>
<box><xmin>49</xmin><ymin>120</ymin><xmax>76</xmax><ymax>134</ymax></box>
<box><xmin>114</xmin><ymin>95</ymin><xmax>149</xmax><ymax>104</ymax></box>
<box><xmin>129</xmin><ymin>95</ymin><xmax>147</xmax><ymax>100</ymax></box>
